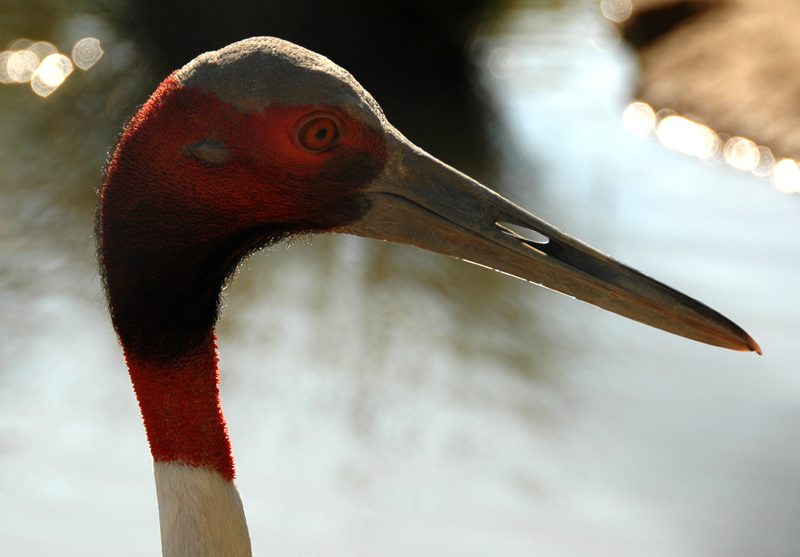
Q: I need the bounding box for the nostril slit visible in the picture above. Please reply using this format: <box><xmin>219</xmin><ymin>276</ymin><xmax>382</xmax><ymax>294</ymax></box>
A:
<box><xmin>496</xmin><ymin>222</ymin><xmax>549</xmax><ymax>245</ymax></box>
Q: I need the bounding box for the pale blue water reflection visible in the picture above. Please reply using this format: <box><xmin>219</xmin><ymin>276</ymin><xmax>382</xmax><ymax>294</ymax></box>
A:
<box><xmin>1</xmin><ymin>2</ymin><xmax>799</xmax><ymax>557</ymax></box>
<box><xmin>485</xmin><ymin>6</ymin><xmax>800</xmax><ymax>556</ymax></box>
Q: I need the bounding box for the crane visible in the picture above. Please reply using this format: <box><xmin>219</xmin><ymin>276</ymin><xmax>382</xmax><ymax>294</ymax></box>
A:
<box><xmin>97</xmin><ymin>37</ymin><xmax>760</xmax><ymax>556</ymax></box>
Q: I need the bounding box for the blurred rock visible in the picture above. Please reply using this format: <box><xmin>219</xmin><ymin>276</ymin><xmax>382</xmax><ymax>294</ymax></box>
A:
<box><xmin>621</xmin><ymin>0</ymin><xmax>800</xmax><ymax>159</ymax></box>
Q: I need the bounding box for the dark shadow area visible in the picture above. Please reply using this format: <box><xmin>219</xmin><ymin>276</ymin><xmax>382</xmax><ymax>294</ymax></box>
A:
<box><xmin>622</xmin><ymin>1</ymin><xmax>723</xmax><ymax>50</ymax></box>
<box><xmin>120</xmin><ymin>0</ymin><xmax>514</xmax><ymax>180</ymax></box>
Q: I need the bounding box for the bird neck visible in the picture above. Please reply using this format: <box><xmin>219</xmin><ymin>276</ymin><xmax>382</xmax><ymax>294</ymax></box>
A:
<box><xmin>126</xmin><ymin>332</ymin><xmax>253</xmax><ymax>555</ymax></box>
<box><xmin>154</xmin><ymin>461</ymin><xmax>252</xmax><ymax>557</ymax></box>
<box><xmin>125</xmin><ymin>331</ymin><xmax>234</xmax><ymax>479</ymax></box>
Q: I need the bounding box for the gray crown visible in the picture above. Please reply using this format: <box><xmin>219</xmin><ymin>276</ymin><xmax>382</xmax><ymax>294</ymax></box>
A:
<box><xmin>175</xmin><ymin>37</ymin><xmax>386</xmax><ymax>128</ymax></box>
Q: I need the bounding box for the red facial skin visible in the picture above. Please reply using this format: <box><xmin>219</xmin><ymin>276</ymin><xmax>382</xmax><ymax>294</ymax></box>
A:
<box><xmin>99</xmin><ymin>76</ymin><xmax>387</xmax><ymax>480</ymax></box>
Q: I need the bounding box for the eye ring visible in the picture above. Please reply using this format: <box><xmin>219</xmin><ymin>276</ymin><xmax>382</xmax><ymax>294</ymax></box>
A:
<box><xmin>294</xmin><ymin>113</ymin><xmax>343</xmax><ymax>153</ymax></box>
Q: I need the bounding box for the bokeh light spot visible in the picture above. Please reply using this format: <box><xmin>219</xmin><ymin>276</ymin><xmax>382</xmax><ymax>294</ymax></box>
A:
<box><xmin>723</xmin><ymin>137</ymin><xmax>760</xmax><ymax>171</ymax></box>
<box><xmin>0</xmin><ymin>36</ymin><xmax>103</xmax><ymax>95</ymax></box>
<box><xmin>7</xmin><ymin>50</ymin><xmax>39</xmax><ymax>82</ymax></box>
<box><xmin>752</xmin><ymin>147</ymin><xmax>775</xmax><ymax>177</ymax></box>
<box><xmin>488</xmin><ymin>47</ymin><xmax>520</xmax><ymax>80</ymax></box>
<box><xmin>28</xmin><ymin>42</ymin><xmax>57</xmax><ymax>62</ymax></box>
<box><xmin>772</xmin><ymin>159</ymin><xmax>800</xmax><ymax>193</ymax></box>
<box><xmin>8</xmin><ymin>38</ymin><xmax>33</xmax><ymax>51</ymax></box>
<box><xmin>31</xmin><ymin>54</ymin><xmax>73</xmax><ymax>97</ymax></box>
<box><xmin>656</xmin><ymin>115</ymin><xmax>719</xmax><ymax>159</ymax></box>
<box><xmin>0</xmin><ymin>52</ymin><xmax>14</xmax><ymax>83</ymax></box>
<box><xmin>622</xmin><ymin>102</ymin><xmax>655</xmax><ymax>137</ymax></box>
<box><xmin>601</xmin><ymin>0</ymin><xmax>633</xmax><ymax>22</ymax></box>
<box><xmin>72</xmin><ymin>38</ymin><xmax>103</xmax><ymax>70</ymax></box>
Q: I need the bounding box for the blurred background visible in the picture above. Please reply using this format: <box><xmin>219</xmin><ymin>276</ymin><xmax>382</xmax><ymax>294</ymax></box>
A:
<box><xmin>1</xmin><ymin>0</ymin><xmax>799</xmax><ymax>555</ymax></box>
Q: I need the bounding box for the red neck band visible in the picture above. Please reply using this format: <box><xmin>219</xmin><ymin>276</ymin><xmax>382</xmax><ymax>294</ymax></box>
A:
<box><xmin>125</xmin><ymin>332</ymin><xmax>235</xmax><ymax>481</ymax></box>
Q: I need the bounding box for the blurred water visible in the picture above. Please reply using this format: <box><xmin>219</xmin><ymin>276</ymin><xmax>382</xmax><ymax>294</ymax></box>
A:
<box><xmin>1</xmin><ymin>2</ymin><xmax>799</xmax><ymax>557</ymax></box>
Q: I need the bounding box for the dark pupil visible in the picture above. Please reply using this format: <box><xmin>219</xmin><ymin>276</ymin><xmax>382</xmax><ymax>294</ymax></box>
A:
<box><xmin>315</xmin><ymin>128</ymin><xmax>328</xmax><ymax>141</ymax></box>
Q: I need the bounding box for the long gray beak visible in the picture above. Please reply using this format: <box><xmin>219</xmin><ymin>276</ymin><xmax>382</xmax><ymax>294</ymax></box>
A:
<box><xmin>338</xmin><ymin>130</ymin><xmax>761</xmax><ymax>354</ymax></box>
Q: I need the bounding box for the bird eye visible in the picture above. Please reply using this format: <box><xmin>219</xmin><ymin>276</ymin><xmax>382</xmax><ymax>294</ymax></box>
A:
<box><xmin>297</xmin><ymin>116</ymin><xmax>340</xmax><ymax>152</ymax></box>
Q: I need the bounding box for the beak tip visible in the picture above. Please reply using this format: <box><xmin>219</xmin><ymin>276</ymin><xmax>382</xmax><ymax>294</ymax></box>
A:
<box><xmin>748</xmin><ymin>339</ymin><xmax>763</xmax><ymax>356</ymax></box>
<box><xmin>732</xmin><ymin>332</ymin><xmax>761</xmax><ymax>355</ymax></box>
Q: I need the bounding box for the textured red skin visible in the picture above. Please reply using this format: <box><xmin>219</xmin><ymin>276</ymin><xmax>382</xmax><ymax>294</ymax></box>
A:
<box><xmin>126</xmin><ymin>334</ymin><xmax>235</xmax><ymax>480</ymax></box>
<box><xmin>100</xmin><ymin>75</ymin><xmax>387</xmax><ymax>481</ymax></box>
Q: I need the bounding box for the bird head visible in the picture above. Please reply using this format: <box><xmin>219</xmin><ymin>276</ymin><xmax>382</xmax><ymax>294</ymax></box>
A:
<box><xmin>98</xmin><ymin>37</ymin><xmax>759</xmax><ymax>364</ymax></box>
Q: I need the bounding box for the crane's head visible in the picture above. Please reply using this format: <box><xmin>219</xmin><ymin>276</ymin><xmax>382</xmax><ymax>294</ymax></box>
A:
<box><xmin>98</xmin><ymin>37</ymin><xmax>760</xmax><ymax>363</ymax></box>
